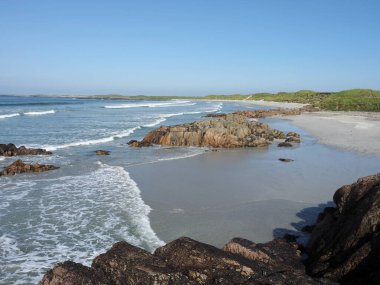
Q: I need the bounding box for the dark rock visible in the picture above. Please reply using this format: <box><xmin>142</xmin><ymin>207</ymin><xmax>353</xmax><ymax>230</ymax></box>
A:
<box><xmin>204</xmin><ymin>113</ymin><xmax>227</xmax><ymax>118</ymax></box>
<box><xmin>156</xmin><ymin>236</ymin><xmax>334</xmax><ymax>284</ymax></box>
<box><xmin>92</xmin><ymin>241</ymin><xmax>194</xmax><ymax>285</ymax></box>
<box><xmin>95</xmin><ymin>150</ymin><xmax>110</xmax><ymax>155</ymax></box>
<box><xmin>40</xmin><ymin>236</ymin><xmax>336</xmax><ymax>284</ymax></box>
<box><xmin>39</xmin><ymin>261</ymin><xmax>109</xmax><ymax>285</ymax></box>
<box><xmin>302</xmin><ymin>225</ymin><xmax>315</xmax><ymax>233</ymax></box>
<box><xmin>0</xmin><ymin>143</ymin><xmax>52</xmax><ymax>156</ymax></box>
<box><xmin>279</xmin><ymin>158</ymin><xmax>294</xmax><ymax>162</ymax></box>
<box><xmin>306</xmin><ymin>173</ymin><xmax>380</xmax><ymax>285</ymax></box>
<box><xmin>0</xmin><ymin>159</ymin><xmax>59</xmax><ymax>176</ymax></box>
<box><xmin>286</xmin><ymin>132</ymin><xmax>301</xmax><ymax>143</ymax></box>
<box><xmin>278</xmin><ymin>142</ymin><xmax>293</xmax><ymax>147</ymax></box>
<box><xmin>127</xmin><ymin>140</ymin><xmax>153</xmax><ymax>147</ymax></box>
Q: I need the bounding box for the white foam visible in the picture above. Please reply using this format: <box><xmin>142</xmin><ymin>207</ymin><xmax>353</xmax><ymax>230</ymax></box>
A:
<box><xmin>43</xmin><ymin>127</ymin><xmax>140</xmax><ymax>151</ymax></box>
<box><xmin>143</xmin><ymin>117</ymin><xmax>167</xmax><ymax>127</ymax></box>
<box><xmin>157</xmin><ymin>149</ymin><xmax>205</xmax><ymax>162</ymax></box>
<box><xmin>104</xmin><ymin>100</ymin><xmax>192</xmax><ymax>109</ymax></box>
<box><xmin>0</xmin><ymin>163</ymin><xmax>164</xmax><ymax>284</ymax></box>
<box><xmin>24</xmin><ymin>110</ymin><xmax>55</xmax><ymax>116</ymax></box>
<box><xmin>0</xmin><ymin>113</ymin><xmax>20</xmax><ymax>119</ymax></box>
<box><xmin>140</xmin><ymin>102</ymin><xmax>223</xmax><ymax>129</ymax></box>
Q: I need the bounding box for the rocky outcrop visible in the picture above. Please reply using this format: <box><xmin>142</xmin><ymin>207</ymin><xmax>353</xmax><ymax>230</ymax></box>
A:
<box><xmin>95</xmin><ymin>150</ymin><xmax>110</xmax><ymax>155</ymax></box>
<box><xmin>0</xmin><ymin>143</ymin><xmax>52</xmax><ymax>156</ymax></box>
<box><xmin>278</xmin><ymin>142</ymin><xmax>293</xmax><ymax>147</ymax></box>
<box><xmin>127</xmin><ymin>140</ymin><xmax>152</xmax><ymax>147</ymax></box>
<box><xmin>306</xmin><ymin>173</ymin><xmax>380</xmax><ymax>285</ymax></box>
<box><xmin>286</xmin><ymin>132</ymin><xmax>301</xmax><ymax>143</ymax></box>
<box><xmin>39</xmin><ymin>261</ymin><xmax>109</xmax><ymax>285</ymax></box>
<box><xmin>130</xmin><ymin>114</ymin><xmax>288</xmax><ymax>148</ymax></box>
<box><xmin>92</xmin><ymin>241</ymin><xmax>193</xmax><ymax>285</ymax></box>
<box><xmin>0</xmin><ymin>159</ymin><xmax>59</xmax><ymax>176</ymax></box>
<box><xmin>40</xmin><ymin>237</ymin><xmax>335</xmax><ymax>285</ymax></box>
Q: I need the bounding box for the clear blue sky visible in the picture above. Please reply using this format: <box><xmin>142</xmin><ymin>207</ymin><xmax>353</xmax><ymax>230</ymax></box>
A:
<box><xmin>1</xmin><ymin>0</ymin><xmax>379</xmax><ymax>96</ymax></box>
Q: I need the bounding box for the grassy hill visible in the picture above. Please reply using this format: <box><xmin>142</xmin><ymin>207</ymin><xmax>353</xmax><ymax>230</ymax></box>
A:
<box><xmin>249</xmin><ymin>89</ymin><xmax>380</xmax><ymax>111</ymax></box>
<box><xmin>38</xmin><ymin>89</ymin><xmax>380</xmax><ymax>111</ymax></box>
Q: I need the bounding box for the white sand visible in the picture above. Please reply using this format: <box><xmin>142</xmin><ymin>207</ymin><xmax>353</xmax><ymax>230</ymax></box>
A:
<box><xmin>242</xmin><ymin>99</ymin><xmax>308</xmax><ymax>109</ymax></box>
<box><xmin>190</xmin><ymin>98</ymin><xmax>308</xmax><ymax>109</ymax></box>
<box><xmin>287</xmin><ymin>111</ymin><xmax>380</xmax><ymax>157</ymax></box>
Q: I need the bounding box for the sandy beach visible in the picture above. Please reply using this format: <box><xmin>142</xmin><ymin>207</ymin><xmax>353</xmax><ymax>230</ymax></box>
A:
<box><xmin>286</xmin><ymin>111</ymin><xmax>380</xmax><ymax>157</ymax></box>
<box><xmin>128</xmin><ymin>115</ymin><xmax>380</xmax><ymax>247</ymax></box>
<box><xmin>191</xmin><ymin>98</ymin><xmax>308</xmax><ymax>109</ymax></box>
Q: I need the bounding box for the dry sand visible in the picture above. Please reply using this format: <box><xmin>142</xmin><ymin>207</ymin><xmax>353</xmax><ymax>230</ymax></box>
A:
<box><xmin>191</xmin><ymin>98</ymin><xmax>308</xmax><ymax>109</ymax></box>
<box><xmin>286</xmin><ymin>111</ymin><xmax>380</xmax><ymax>157</ymax></box>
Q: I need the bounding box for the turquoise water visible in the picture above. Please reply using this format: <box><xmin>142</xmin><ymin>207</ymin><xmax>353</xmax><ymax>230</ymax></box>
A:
<box><xmin>0</xmin><ymin>96</ymin><xmax>379</xmax><ymax>284</ymax></box>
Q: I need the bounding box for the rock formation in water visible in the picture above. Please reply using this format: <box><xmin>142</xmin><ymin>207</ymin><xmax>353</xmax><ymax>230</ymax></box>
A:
<box><xmin>95</xmin><ymin>150</ymin><xmax>110</xmax><ymax>155</ymax></box>
<box><xmin>306</xmin><ymin>173</ymin><xmax>380</xmax><ymax>284</ymax></box>
<box><xmin>278</xmin><ymin>142</ymin><xmax>293</xmax><ymax>147</ymax></box>
<box><xmin>0</xmin><ymin>159</ymin><xmax>59</xmax><ymax>176</ymax></box>
<box><xmin>129</xmin><ymin>114</ymin><xmax>288</xmax><ymax>148</ymax></box>
<box><xmin>285</xmin><ymin>132</ymin><xmax>301</xmax><ymax>143</ymax></box>
<box><xmin>0</xmin><ymin>143</ymin><xmax>52</xmax><ymax>156</ymax></box>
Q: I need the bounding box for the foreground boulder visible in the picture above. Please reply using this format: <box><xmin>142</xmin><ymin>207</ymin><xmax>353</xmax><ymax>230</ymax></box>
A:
<box><xmin>39</xmin><ymin>261</ymin><xmax>109</xmax><ymax>285</ymax></box>
<box><xmin>0</xmin><ymin>143</ymin><xmax>52</xmax><ymax>156</ymax></box>
<box><xmin>40</xmin><ymin>237</ymin><xmax>334</xmax><ymax>285</ymax></box>
<box><xmin>0</xmin><ymin>159</ymin><xmax>59</xmax><ymax>176</ymax></box>
<box><xmin>130</xmin><ymin>114</ymin><xmax>287</xmax><ymax>148</ymax></box>
<box><xmin>306</xmin><ymin>173</ymin><xmax>380</xmax><ymax>284</ymax></box>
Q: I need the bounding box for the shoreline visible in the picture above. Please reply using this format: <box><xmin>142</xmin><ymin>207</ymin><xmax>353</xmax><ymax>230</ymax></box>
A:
<box><xmin>286</xmin><ymin>111</ymin><xmax>380</xmax><ymax>157</ymax></box>
<box><xmin>188</xmin><ymin>98</ymin><xmax>308</xmax><ymax>109</ymax></box>
<box><xmin>126</xmin><ymin>106</ymin><xmax>380</xmax><ymax>246</ymax></box>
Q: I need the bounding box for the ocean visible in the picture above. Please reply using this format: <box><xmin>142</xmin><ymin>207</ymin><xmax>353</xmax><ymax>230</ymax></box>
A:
<box><xmin>1</xmin><ymin>95</ymin><xmax>380</xmax><ymax>284</ymax></box>
<box><xmin>0</xmin><ymin>95</ymin><xmax>265</xmax><ymax>284</ymax></box>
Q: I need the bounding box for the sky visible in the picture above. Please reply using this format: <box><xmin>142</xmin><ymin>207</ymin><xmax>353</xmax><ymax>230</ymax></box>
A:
<box><xmin>1</xmin><ymin>0</ymin><xmax>380</xmax><ymax>96</ymax></box>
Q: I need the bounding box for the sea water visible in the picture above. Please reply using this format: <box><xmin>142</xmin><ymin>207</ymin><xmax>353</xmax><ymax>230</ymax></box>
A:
<box><xmin>1</xmin><ymin>96</ymin><xmax>379</xmax><ymax>284</ymax></box>
<box><xmin>0</xmin><ymin>96</ymin><xmax>263</xmax><ymax>284</ymax></box>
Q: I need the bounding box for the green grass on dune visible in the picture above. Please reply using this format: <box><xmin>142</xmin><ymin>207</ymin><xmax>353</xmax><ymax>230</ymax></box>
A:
<box><xmin>53</xmin><ymin>89</ymin><xmax>380</xmax><ymax>112</ymax></box>
<box><xmin>249</xmin><ymin>89</ymin><xmax>380</xmax><ymax>111</ymax></box>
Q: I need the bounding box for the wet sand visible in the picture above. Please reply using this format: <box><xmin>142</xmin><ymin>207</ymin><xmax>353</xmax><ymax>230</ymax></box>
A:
<box><xmin>128</xmin><ymin>120</ymin><xmax>380</xmax><ymax>247</ymax></box>
<box><xmin>287</xmin><ymin>111</ymin><xmax>380</xmax><ymax>157</ymax></box>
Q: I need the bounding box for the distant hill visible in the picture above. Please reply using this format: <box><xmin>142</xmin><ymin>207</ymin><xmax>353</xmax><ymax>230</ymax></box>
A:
<box><xmin>31</xmin><ymin>89</ymin><xmax>380</xmax><ymax>111</ymax></box>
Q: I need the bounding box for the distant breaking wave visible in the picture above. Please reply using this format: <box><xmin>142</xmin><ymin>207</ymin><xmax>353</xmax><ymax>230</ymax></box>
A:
<box><xmin>24</xmin><ymin>110</ymin><xmax>55</xmax><ymax>116</ymax></box>
<box><xmin>104</xmin><ymin>101</ymin><xmax>195</xmax><ymax>109</ymax></box>
<box><xmin>43</xmin><ymin>127</ymin><xmax>140</xmax><ymax>151</ymax></box>
<box><xmin>0</xmin><ymin>110</ymin><xmax>56</xmax><ymax>119</ymax></box>
<box><xmin>0</xmin><ymin>102</ymin><xmax>79</xmax><ymax>107</ymax></box>
<box><xmin>0</xmin><ymin>113</ymin><xmax>20</xmax><ymax>119</ymax></box>
<box><xmin>38</xmin><ymin>102</ymin><xmax>223</xmax><ymax>151</ymax></box>
<box><xmin>141</xmin><ymin>103</ymin><xmax>224</xmax><ymax>128</ymax></box>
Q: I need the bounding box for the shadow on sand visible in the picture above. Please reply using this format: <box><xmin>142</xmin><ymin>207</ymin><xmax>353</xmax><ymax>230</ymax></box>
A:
<box><xmin>272</xmin><ymin>201</ymin><xmax>335</xmax><ymax>244</ymax></box>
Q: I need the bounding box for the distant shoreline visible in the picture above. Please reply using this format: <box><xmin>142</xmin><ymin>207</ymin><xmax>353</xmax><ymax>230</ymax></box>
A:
<box><xmin>21</xmin><ymin>88</ymin><xmax>380</xmax><ymax>112</ymax></box>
